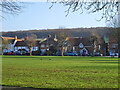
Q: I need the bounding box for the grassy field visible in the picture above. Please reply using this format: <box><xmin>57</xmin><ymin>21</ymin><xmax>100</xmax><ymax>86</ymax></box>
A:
<box><xmin>2</xmin><ymin>56</ymin><xmax>119</xmax><ymax>88</ymax></box>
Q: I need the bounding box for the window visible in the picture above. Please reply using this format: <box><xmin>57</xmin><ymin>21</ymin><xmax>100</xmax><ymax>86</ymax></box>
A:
<box><xmin>112</xmin><ymin>44</ymin><xmax>116</xmax><ymax>48</ymax></box>
<box><xmin>94</xmin><ymin>45</ymin><xmax>96</xmax><ymax>48</ymax></box>
<box><xmin>41</xmin><ymin>44</ymin><xmax>45</xmax><ymax>47</ymax></box>
<box><xmin>65</xmin><ymin>47</ymin><xmax>67</xmax><ymax>52</ymax></box>
<box><xmin>113</xmin><ymin>49</ymin><xmax>115</xmax><ymax>53</ymax></box>
<box><xmin>34</xmin><ymin>47</ymin><xmax>38</xmax><ymax>51</ymax></box>
<box><xmin>68</xmin><ymin>46</ymin><xmax>71</xmax><ymax>52</ymax></box>
<box><xmin>68</xmin><ymin>43</ymin><xmax>71</xmax><ymax>46</ymax></box>
<box><xmin>32</xmin><ymin>47</ymin><xmax>38</xmax><ymax>51</ymax></box>
<box><xmin>98</xmin><ymin>45</ymin><xmax>101</xmax><ymax>50</ymax></box>
<box><xmin>79</xmin><ymin>43</ymin><xmax>83</xmax><ymax>48</ymax></box>
<box><xmin>50</xmin><ymin>44</ymin><xmax>53</xmax><ymax>46</ymax></box>
<box><xmin>73</xmin><ymin>47</ymin><xmax>75</xmax><ymax>51</ymax></box>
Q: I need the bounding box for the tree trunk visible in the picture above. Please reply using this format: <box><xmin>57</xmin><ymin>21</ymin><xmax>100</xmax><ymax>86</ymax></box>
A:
<box><xmin>30</xmin><ymin>52</ymin><xmax>32</xmax><ymax>56</ymax></box>
<box><xmin>118</xmin><ymin>35</ymin><xmax>120</xmax><ymax>58</ymax></box>
<box><xmin>118</xmin><ymin>44</ymin><xmax>120</xmax><ymax>58</ymax></box>
<box><xmin>2</xmin><ymin>49</ymin><xmax>3</xmax><ymax>56</ymax></box>
<box><xmin>117</xmin><ymin>28</ymin><xmax>120</xmax><ymax>58</ymax></box>
<box><xmin>62</xmin><ymin>47</ymin><xmax>64</xmax><ymax>56</ymax></box>
<box><xmin>92</xmin><ymin>49</ymin><xmax>94</xmax><ymax>57</ymax></box>
<box><xmin>30</xmin><ymin>48</ymin><xmax>32</xmax><ymax>56</ymax></box>
<box><xmin>92</xmin><ymin>45</ymin><xmax>94</xmax><ymax>57</ymax></box>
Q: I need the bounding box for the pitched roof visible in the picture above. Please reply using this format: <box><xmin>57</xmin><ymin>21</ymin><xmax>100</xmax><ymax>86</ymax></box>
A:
<box><xmin>109</xmin><ymin>35</ymin><xmax>117</xmax><ymax>44</ymax></box>
<box><xmin>15</xmin><ymin>40</ymin><xmax>40</xmax><ymax>47</ymax></box>
<box><xmin>1</xmin><ymin>36</ymin><xmax>23</xmax><ymax>41</ymax></box>
<box><xmin>1</xmin><ymin>37</ymin><xmax>15</xmax><ymax>40</ymax></box>
<box><xmin>66</xmin><ymin>37</ymin><xmax>92</xmax><ymax>46</ymax></box>
<box><xmin>15</xmin><ymin>41</ymin><xmax>27</xmax><ymax>46</ymax></box>
<box><xmin>40</xmin><ymin>37</ymin><xmax>57</xmax><ymax>45</ymax></box>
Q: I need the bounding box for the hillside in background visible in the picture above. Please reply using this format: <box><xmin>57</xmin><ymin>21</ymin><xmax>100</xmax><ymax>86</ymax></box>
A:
<box><xmin>1</xmin><ymin>27</ymin><xmax>113</xmax><ymax>39</ymax></box>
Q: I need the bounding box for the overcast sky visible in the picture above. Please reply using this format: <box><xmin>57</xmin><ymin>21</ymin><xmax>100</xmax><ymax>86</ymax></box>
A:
<box><xmin>2</xmin><ymin>2</ymin><xmax>107</xmax><ymax>32</ymax></box>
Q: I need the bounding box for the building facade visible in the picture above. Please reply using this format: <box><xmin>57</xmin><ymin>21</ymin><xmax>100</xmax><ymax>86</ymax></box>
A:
<box><xmin>1</xmin><ymin>34</ymin><xmax>118</xmax><ymax>56</ymax></box>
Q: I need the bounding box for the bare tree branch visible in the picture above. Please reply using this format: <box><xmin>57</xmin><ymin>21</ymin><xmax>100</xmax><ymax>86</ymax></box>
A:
<box><xmin>52</xmin><ymin>0</ymin><xmax>119</xmax><ymax>21</ymax></box>
<box><xmin>0</xmin><ymin>0</ymin><xmax>23</xmax><ymax>16</ymax></box>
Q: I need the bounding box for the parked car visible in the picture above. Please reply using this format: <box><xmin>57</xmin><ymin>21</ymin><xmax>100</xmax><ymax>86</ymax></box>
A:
<box><xmin>8</xmin><ymin>52</ymin><xmax>13</xmax><ymax>55</ymax></box>
<box><xmin>3</xmin><ymin>52</ymin><xmax>8</xmax><ymax>55</ymax></box>
<box><xmin>13</xmin><ymin>51</ymin><xmax>21</xmax><ymax>55</ymax></box>
<box><xmin>56</xmin><ymin>52</ymin><xmax>78</xmax><ymax>56</ymax></box>
<box><xmin>115</xmin><ymin>53</ymin><xmax>118</xmax><ymax>56</ymax></box>
<box><xmin>67</xmin><ymin>52</ymin><xmax>78</xmax><ymax>56</ymax></box>
<box><xmin>79</xmin><ymin>53</ymin><xmax>90</xmax><ymax>56</ymax></box>
<box><xmin>94</xmin><ymin>52</ymin><xmax>101</xmax><ymax>56</ymax></box>
<box><xmin>56</xmin><ymin>52</ymin><xmax>62</xmax><ymax>56</ymax></box>
<box><xmin>110</xmin><ymin>53</ymin><xmax>115</xmax><ymax>56</ymax></box>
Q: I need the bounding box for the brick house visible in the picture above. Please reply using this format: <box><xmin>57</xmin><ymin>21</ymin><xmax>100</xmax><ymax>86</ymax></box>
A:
<box><xmin>108</xmin><ymin>36</ymin><xmax>118</xmax><ymax>56</ymax></box>
<box><xmin>62</xmin><ymin>37</ymin><xmax>92</xmax><ymax>55</ymax></box>
<box><xmin>62</xmin><ymin>37</ymin><xmax>105</xmax><ymax>56</ymax></box>
<box><xmin>39</xmin><ymin>34</ymin><xmax>58</xmax><ymax>55</ymax></box>
<box><xmin>3</xmin><ymin>34</ymin><xmax>57</xmax><ymax>55</ymax></box>
<box><xmin>2</xmin><ymin>34</ymin><xmax>116</xmax><ymax>56</ymax></box>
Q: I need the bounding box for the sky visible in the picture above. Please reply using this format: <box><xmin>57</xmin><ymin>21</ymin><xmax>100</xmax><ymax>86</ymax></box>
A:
<box><xmin>2</xmin><ymin>2</ymin><xmax>107</xmax><ymax>32</ymax></box>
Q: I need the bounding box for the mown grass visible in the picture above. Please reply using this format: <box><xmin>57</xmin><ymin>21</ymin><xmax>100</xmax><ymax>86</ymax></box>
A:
<box><xmin>2</xmin><ymin>56</ymin><xmax>119</xmax><ymax>88</ymax></box>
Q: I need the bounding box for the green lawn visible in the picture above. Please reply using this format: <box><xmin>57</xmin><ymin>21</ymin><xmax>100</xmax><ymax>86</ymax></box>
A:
<box><xmin>2</xmin><ymin>56</ymin><xmax>119</xmax><ymax>88</ymax></box>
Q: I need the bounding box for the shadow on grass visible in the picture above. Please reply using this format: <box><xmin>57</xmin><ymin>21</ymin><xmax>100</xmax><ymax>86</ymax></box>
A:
<box><xmin>1</xmin><ymin>85</ymin><xmax>119</xmax><ymax>90</ymax></box>
<box><xmin>2</xmin><ymin>56</ymin><xmax>37</xmax><ymax>59</ymax></box>
<box><xmin>91</xmin><ymin>62</ymin><xmax>118</xmax><ymax>64</ymax></box>
<box><xmin>2</xmin><ymin>56</ymin><xmax>79</xmax><ymax>59</ymax></box>
<box><xmin>71</xmin><ymin>65</ymin><xmax>118</xmax><ymax>69</ymax></box>
<box><xmin>2</xmin><ymin>85</ymin><xmax>61</xmax><ymax>90</ymax></box>
<box><xmin>89</xmin><ymin>60</ymin><xmax>118</xmax><ymax>61</ymax></box>
<box><xmin>2</xmin><ymin>56</ymin><xmax>51</xmax><ymax>59</ymax></box>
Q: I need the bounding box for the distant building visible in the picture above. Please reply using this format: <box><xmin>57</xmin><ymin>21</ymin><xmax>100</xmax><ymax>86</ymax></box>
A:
<box><xmin>1</xmin><ymin>36</ymin><xmax>23</xmax><ymax>53</ymax></box>
<box><xmin>108</xmin><ymin>35</ymin><xmax>118</xmax><ymax>56</ymax></box>
<box><xmin>63</xmin><ymin>37</ymin><xmax>105</xmax><ymax>56</ymax></box>
<box><xmin>1</xmin><ymin>34</ymin><xmax>118</xmax><ymax>56</ymax></box>
<box><xmin>2</xmin><ymin>34</ymin><xmax>57</xmax><ymax>55</ymax></box>
<box><xmin>39</xmin><ymin>34</ymin><xmax>58</xmax><ymax>55</ymax></box>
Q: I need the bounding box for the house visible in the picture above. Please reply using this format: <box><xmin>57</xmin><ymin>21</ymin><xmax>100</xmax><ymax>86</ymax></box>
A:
<box><xmin>14</xmin><ymin>37</ymin><xmax>42</xmax><ymax>55</ymax></box>
<box><xmin>1</xmin><ymin>36</ymin><xmax>23</xmax><ymax>53</ymax></box>
<box><xmin>63</xmin><ymin>37</ymin><xmax>105</xmax><ymax>56</ymax></box>
<box><xmin>2</xmin><ymin>34</ymin><xmax>117</xmax><ymax>56</ymax></box>
<box><xmin>1</xmin><ymin>35</ymin><xmax>41</xmax><ymax>54</ymax></box>
<box><xmin>14</xmin><ymin>34</ymin><xmax>57</xmax><ymax>55</ymax></box>
<box><xmin>108</xmin><ymin>35</ymin><xmax>118</xmax><ymax>56</ymax></box>
<box><xmin>62</xmin><ymin>37</ymin><xmax>92</xmax><ymax>55</ymax></box>
<box><xmin>1</xmin><ymin>34</ymin><xmax>58</xmax><ymax>55</ymax></box>
<box><xmin>39</xmin><ymin>34</ymin><xmax>58</xmax><ymax>55</ymax></box>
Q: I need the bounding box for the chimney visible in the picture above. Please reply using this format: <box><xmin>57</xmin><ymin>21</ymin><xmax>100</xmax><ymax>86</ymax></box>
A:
<box><xmin>24</xmin><ymin>36</ymin><xmax>28</xmax><ymax>40</ymax></box>
<box><xmin>66</xmin><ymin>37</ymin><xmax>69</xmax><ymax>41</ymax></box>
<box><xmin>48</xmin><ymin>34</ymin><xmax>51</xmax><ymax>38</ymax></box>
<box><xmin>15</xmin><ymin>36</ymin><xmax>17</xmax><ymax>40</ymax></box>
<box><xmin>55</xmin><ymin>34</ymin><xmax>56</xmax><ymax>39</ymax></box>
<box><xmin>54</xmin><ymin>34</ymin><xmax>57</xmax><ymax>41</ymax></box>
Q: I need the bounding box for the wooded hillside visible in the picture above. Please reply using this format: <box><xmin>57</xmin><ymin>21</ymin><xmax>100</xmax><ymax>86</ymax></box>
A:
<box><xmin>1</xmin><ymin>27</ymin><xmax>113</xmax><ymax>39</ymax></box>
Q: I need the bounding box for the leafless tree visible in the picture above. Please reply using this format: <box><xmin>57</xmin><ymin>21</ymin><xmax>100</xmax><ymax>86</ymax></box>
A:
<box><xmin>108</xmin><ymin>16</ymin><xmax>120</xmax><ymax>58</ymax></box>
<box><xmin>57</xmin><ymin>32</ymin><xmax>71</xmax><ymax>56</ymax></box>
<box><xmin>25</xmin><ymin>34</ymin><xmax>37</xmax><ymax>56</ymax></box>
<box><xmin>0</xmin><ymin>38</ymin><xmax>10</xmax><ymax>55</ymax></box>
<box><xmin>0</xmin><ymin>0</ymin><xmax>23</xmax><ymax>17</ymax></box>
<box><xmin>89</xmin><ymin>30</ymin><xmax>104</xmax><ymax>56</ymax></box>
<box><xmin>90</xmin><ymin>34</ymin><xmax>97</xmax><ymax>56</ymax></box>
<box><xmin>50</xmin><ymin>0</ymin><xmax>120</xmax><ymax>57</ymax></box>
<box><xmin>50</xmin><ymin>0</ymin><xmax>119</xmax><ymax>21</ymax></box>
